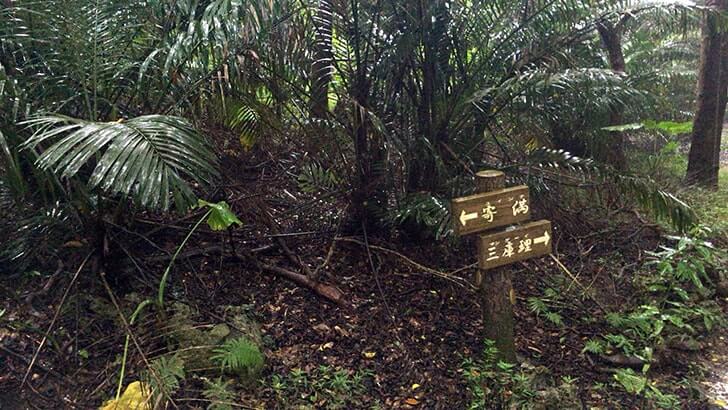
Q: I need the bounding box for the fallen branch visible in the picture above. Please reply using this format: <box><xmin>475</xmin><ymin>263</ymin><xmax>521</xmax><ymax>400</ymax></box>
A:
<box><xmin>129</xmin><ymin>246</ymin><xmax>347</xmax><ymax>307</ymax></box>
<box><xmin>257</xmin><ymin>262</ymin><xmax>347</xmax><ymax>307</ymax></box>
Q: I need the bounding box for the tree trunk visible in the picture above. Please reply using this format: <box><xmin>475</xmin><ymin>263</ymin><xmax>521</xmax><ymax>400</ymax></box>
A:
<box><xmin>687</xmin><ymin>0</ymin><xmax>727</xmax><ymax>188</ymax></box>
<box><xmin>714</xmin><ymin>36</ymin><xmax>728</xmax><ymax>169</ymax></box>
<box><xmin>475</xmin><ymin>171</ymin><xmax>517</xmax><ymax>363</ymax></box>
<box><xmin>597</xmin><ymin>19</ymin><xmax>627</xmax><ymax>170</ymax></box>
<box><xmin>349</xmin><ymin>0</ymin><xmax>385</xmax><ymax>233</ymax></box>
<box><xmin>310</xmin><ymin>1</ymin><xmax>333</xmax><ymax>119</ymax></box>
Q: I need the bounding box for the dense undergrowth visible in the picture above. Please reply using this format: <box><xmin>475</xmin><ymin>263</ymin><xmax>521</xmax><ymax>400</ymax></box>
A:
<box><xmin>2</xmin><ymin>0</ymin><xmax>728</xmax><ymax>409</ymax></box>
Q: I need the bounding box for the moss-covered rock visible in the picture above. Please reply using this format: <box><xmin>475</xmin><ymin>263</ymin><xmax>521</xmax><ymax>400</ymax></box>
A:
<box><xmin>165</xmin><ymin>302</ymin><xmax>264</xmax><ymax>384</ymax></box>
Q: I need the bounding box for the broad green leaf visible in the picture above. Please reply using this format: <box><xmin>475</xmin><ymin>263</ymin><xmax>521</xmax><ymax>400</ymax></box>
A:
<box><xmin>614</xmin><ymin>369</ymin><xmax>647</xmax><ymax>394</ymax></box>
<box><xmin>198</xmin><ymin>200</ymin><xmax>243</xmax><ymax>231</ymax></box>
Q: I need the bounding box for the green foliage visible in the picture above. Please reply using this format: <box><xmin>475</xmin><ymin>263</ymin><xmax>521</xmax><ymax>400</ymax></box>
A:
<box><xmin>268</xmin><ymin>365</ymin><xmax>374</xmax><ymax>409</ymax></box>
<box><xmin>392</xmin><ymin>193</ymin><xmax>450</xmax><ymax>240</ymax></box>
<box><xmin>211</xmin><ymin>337</ymin><xmax>264</xmax><ymax>377</ymax></box>
<box><xmin>297</xmin><ymin>162</ymin><xmax>342</xmax><ymax>194</ymax></box>
<box><xmin>613</xmin><ymin>368</ymin><xmax>680</xmax><ymax>409</ymax></box>
<box><xmin>646</xmin><ymin>229</ymin><xmax>727</xmax><ymax>301</ymax></box>
<box><xmin>584</xmin><ymin>228</ymin><xmax>725</xmax><ymax>377</ymax></box>
<box><xmin>527</xmin><ymin>148</ymin><xmax>697</xmax><ymax>232</ymax></box>
<box><xmin>198</xmin><ymin>200</ymin><xmax>243</xmax><ymax>231</ymax></box>
<box><xmin>461</xmin><ymin>340</ymin><xmax>535</xmax><ymax>409</ymax></box>
<box><xmin>22</xmin><ymin>115</ymin><xmax>219</xmax><ymax>212</ymax></box>
<box><xmin>603</xmin><ymin>120</ymin><xmax>693</xmax><ymax>135</ymax></box>
<box><xmin>143</xmin><ymin>355</ymin><xmax>186</xmax><ymax>405</ymax></box>
<box><xmin>202</xmin><ymin>378</ymin><xmax>236</xmax><ymax>410</ymax></box>
<box><xmin>527</xmin><ymin>288</ymin><xmax>565</xmax><ymax>327</ymax></box>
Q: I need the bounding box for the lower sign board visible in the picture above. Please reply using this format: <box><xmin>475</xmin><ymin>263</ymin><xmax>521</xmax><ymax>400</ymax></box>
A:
<box><xmin>477</xmin><ymin>220</ymin><xmax>552</xmax><ymax>270</ymax></box>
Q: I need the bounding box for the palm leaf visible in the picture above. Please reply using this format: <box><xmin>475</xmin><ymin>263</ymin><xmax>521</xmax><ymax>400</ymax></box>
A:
<box><xmin>22</xmin><ymin>114</ymin><xmax>219</xmax><ymax>211</ymax></box>
<box><xmin>526</xmin><ymin>148</ymin><xmax>697</xmax><ymax>232</ymax></box>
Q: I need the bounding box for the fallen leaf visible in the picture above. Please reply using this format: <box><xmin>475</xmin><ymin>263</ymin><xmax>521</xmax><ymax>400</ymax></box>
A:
<box><xmin>319</xmin><ymin>342</ymin><xmax>334</xmax><ymax>350</ymax></box>
<box><xmin>405</xmin><ymin>398</ymin><xmax>420</xmax><ymax>406</ymax></box>
<box><xmin>363</xmin><ymin>351</ymin><xmax>376</xmax><ymax>359</ymax></box>
<box><xmin>411</xmin><ymin>383</ymin><xmax>421</xmax><ymax>391</ymax></box>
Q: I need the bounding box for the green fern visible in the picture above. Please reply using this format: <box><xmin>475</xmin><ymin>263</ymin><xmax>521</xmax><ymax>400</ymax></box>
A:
<box><xmin>297</xmin><ymin>162</ymin><xmax>342</xmax><ymax>193</ymax></box>
<box><xmin>210</xmin><ymin>337</ymin><xmax>264</xmax><ymax>376</ymax></box>
<box><xmin>202</xmin><ymin>378</ymin><xmax>236</xmax><ymax>410</ymax></box>
<box><xmin>582</xmin><ymin>339</ymin><xmax>605</xmax><ymax>355</ymax></box>
<box><xmin>392</xmin><ymin>193</ymin><xmax>450</xmax><ymax>240</ymax></box>
<box><xmin>143</xmin><ymin>355</ymin><xmax>186</xmax><ymax>405</ymax></box>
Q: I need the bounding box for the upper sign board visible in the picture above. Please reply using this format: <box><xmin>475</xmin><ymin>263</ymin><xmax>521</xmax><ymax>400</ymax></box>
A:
<box><xmin>451</xmin><ymin>185</ymin><xmax>531</xmax><ymax>236</ymax></box>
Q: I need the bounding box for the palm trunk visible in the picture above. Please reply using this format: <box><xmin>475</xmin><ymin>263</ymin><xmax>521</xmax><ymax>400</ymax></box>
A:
<box><xmin>597</xmin><ymin>20</ymin><xmax>627</xmax><ymax>170</ymax></box>
<box><xmin>687</xmin><ymin>0</ymin><xmax>727</xmax><ymax>188</ymax></box>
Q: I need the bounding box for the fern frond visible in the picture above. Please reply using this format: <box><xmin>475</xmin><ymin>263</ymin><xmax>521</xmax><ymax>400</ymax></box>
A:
<box><xmin>297</xmin><ymin>162</ymin><xmax>342</xmax><ymax>193</ymax></box>
<box><xmin>391</xmin><ymin>193</ymin><xmax>451</xmax><ymax>240</ymax></box>
<box><xmin>143</xmin><ymin>355</ymin><xmax>185</xmax><ymax>405</ymax></box>
<box><xmin>210</xmin><ymin>337</ymin><xmax>264</xmax><ymax>376</ymax></box>
<box><xmin>202</xmin><ymin>378</ymin><xmax>235</xmax><ymax>410</ymax></box>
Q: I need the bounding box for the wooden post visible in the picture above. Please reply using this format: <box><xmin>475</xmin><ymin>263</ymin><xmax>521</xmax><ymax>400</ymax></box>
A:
<box><xmin>475</xmin><ymin>170</ymin><xmax>517</xmax><ymax>363</ymax></box>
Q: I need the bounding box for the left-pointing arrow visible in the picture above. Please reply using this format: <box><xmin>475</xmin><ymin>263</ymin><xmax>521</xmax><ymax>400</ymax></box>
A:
<box><xmin>459</xmin><ymin>210</ymin><xmax>479</xmax><ymax>226</ymax></box>
<box><xmin>534</xmin><ymin>231</ymin><xmax>550</xmax><ymax>246</ymax></box>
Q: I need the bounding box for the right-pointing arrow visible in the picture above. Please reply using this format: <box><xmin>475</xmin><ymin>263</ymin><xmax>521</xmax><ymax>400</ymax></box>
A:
<box><xmin>534</xmin><ymin>231</ymin><xmax>550</xmax><ymax>246</ymax></box>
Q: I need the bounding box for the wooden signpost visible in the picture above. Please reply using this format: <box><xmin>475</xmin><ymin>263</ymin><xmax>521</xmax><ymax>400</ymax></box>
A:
<box><xmin>452</xmin><ymin>170</ymin><xmax>553</xmax><ymax>362</ymax></box>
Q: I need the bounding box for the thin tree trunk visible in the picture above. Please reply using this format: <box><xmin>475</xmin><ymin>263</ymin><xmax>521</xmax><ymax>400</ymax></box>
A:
<box><xmin>714</xmin><ymin>36</ymin><xmax>728</xmax><ymax>169</ymax></box>
<box><xmin>597</xmin><ymin>19</ymin><xmax>627</xmax><ymax>170</ymax></box>
<box><xmin>687</xmin><ymin>0</ymin><xmax>727</xmax><ymax>188</ymax></box>
<box><xmin>310</xmin><ymin>1</ymin><xmax>333</xmax><ymax>119</ymax></box>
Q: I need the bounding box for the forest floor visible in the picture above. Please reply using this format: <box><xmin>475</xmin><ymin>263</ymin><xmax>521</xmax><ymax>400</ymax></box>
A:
<box><xmin>1</xmin><ymin>132</ymin><xmax>727</xmax><ymax>409</ymax></box>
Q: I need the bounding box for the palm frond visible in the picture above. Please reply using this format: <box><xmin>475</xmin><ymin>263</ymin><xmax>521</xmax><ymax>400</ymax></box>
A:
<box><xmin>526</xmin><ymin>148</ymin><xmax>697</xmax><ymax>232</ymax></box>
<box><xmin>22</xmin><ymin>114</ymin><xmax>219</xmax><ymax>211</ymax></box>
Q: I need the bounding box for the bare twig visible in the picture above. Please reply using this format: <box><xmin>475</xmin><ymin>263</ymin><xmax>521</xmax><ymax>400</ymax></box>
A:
<box><xmin>336</xmin><ymin>237</ymin><xmax>475</xmax><ymax>290</ymax></box>
<box><xmin>21</xmin><ymin>252</ymin><xmax>92</xmax><ymax>388</ymax></box>
<box><xmin>549</xmin><ymin>254</ymin><xmax>607</xmax><ymax>313</ymax></box>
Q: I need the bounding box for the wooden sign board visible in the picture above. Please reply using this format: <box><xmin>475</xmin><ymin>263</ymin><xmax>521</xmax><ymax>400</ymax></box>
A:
<box><xmin>451</xmin><ymin>185</ymin><xmax>531</xmax><ymax>236</ymax></box>
<box><xmin>477</xmin><ymin>220</ymin><xmax>552</xmax><ymax>270</ymax></box>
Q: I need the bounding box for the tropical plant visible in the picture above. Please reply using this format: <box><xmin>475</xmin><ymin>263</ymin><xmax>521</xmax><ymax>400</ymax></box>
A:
<box><xmin>210</xmin><ymin>336</ymin><xmax>264</xmax><ymax>376</ymax></box>
<box><xmin>22</xmin><ymin>115</ymin><xmax>219</xmax><ymax>212</ymax></box>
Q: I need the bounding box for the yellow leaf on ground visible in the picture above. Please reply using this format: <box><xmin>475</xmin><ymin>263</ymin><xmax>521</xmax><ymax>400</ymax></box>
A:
<box><xmin>100</xmin><ymin>381</ymin><xmax>151</xmax><ymax>410</ymax></box>
<box><xmin>411</xmin><ymin>383</ymin><xmax>421</xmax><ymax>390</ymax></box>
<box><xmin>363</xmin><ymin>351</ymin><xmax>376</xmax><ymax>359</ymax></box>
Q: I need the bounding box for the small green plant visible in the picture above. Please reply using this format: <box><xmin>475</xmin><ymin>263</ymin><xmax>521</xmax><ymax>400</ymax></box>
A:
<box><xmin>157</xmin><ymin>200</ymin><xmax>242</xmax><ymax>308</ymax></box>
<box><xmin>586</xmin><ymin>229</ymin><xmax>725</xmax><ymax>360</ymax></box>
<box><xmin>613</xmin><ymin>368</ymin><xmax>680</xmax><ymax>409</ymax></box>
<box><xmin>645</xmin><ymin>228</ymin><xmax>726</xmax><ymax>300</ymax></box>
<box><xmin>527</xmin><ymin>287</ymin><xmax>565</xmax><ymax>327</ymax></box>
<box><xmin>202</xmin><ymin>378</ymin><xmax>236</xmax><ymax>410</ymax></box>
<box><xmin>462</xmin><ymin>340</ymin><xmax>535</xmax><ymax>409</ymax></box>
<box><xmin>143</xmin><ymin>355</ymin><xmax>186</xmax><ymax>405</ymax></box>
<box><xmin>267</xmin><ymin>366</ymin><xmax>373</xmax><ymax>409</ymax></box>
<box><xmin>211</xmin><ymin>337</ymin><xmax>264</xmax><ymax>377</ymax></box>
<box><xmin>297</xmin><ymin>162</ymin><xmax>342</xmax><ymax>193</ymax></box>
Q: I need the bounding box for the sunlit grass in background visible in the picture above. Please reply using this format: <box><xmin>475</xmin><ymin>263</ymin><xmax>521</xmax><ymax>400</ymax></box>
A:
<box><xmin>630</xmin><ymin>134</ymin><xmax>728</xmax><ymax>237</ymax></box>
